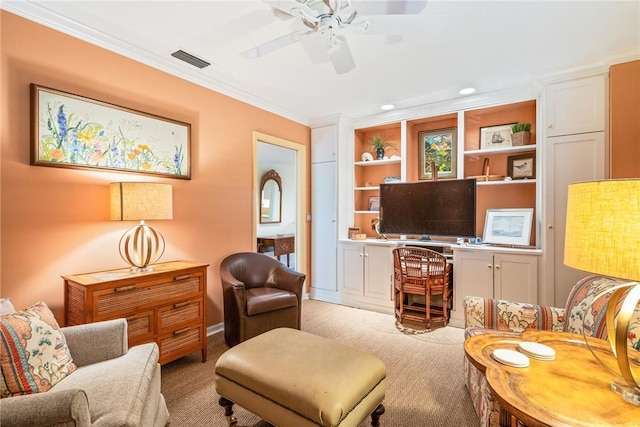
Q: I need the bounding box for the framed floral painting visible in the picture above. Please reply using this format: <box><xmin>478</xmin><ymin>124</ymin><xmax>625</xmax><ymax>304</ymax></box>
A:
<box><xmin>418</xmin><ymin>127</ymin><xmax>457</xmax><ymax>179</ymax></box>
<box><xmin>31</xmin><ymin>84</ymin><xmax>191</xmax><ymax>179</ymax></box>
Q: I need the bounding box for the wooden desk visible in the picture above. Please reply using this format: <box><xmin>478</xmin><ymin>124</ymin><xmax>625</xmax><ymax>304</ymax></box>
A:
<box><xmin>257</xmin><ymin>234</ymin><xmax>294</xmax><ymax>267</ymax></box>
<box><xmin>464</xmin><ymin>330</ymin><xmax>640</xmax><ymax>426</ymax></box>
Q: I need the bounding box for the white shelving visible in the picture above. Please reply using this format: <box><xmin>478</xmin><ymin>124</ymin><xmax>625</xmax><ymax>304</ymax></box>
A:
<box><xmin>354</xmin><ymin>158</ymin><xmax>401</xmax><ymax>167</ymax></box>
<box><xmin>476</xmin><ymin>179</ymin><xmax>536</xmax><ymax>186</ymax></box>
<box><xmin>464</xmin><ymin>145</ymin><xmax>536</xmax><ymax>157</ymax></box>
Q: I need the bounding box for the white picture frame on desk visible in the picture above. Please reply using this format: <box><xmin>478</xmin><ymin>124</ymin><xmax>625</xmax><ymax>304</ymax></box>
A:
<box><xmin>483</xmin><ymin>208</ymin><xmax>534</xmax><ymax>246</ymax></box>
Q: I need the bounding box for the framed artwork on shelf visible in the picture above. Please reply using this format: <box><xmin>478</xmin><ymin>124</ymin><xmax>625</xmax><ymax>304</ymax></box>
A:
<box><xmin>31</xmin><ymin>84</ymin><xmax>191</xmax><ymax>179</ymax></box>
<box><xmin>480</xmin><ymin>124</ymin><xmax>515</xmax><ymax>150</ymax></box>
<box><xmin>507</xmin><ymin>154</ymin><xmax>536</xmax><ymax>180</ymax></box>
<box><xmin>368</xmin><ymin>196</ymin><xmax>380</xmax><ymax>211</ymax></box>
<box><xmin>483</xmin><ymin>208</ymin><xmax>534</xmax><ymax>246</ymax></box>
<box><xmin>418</xmin><ymin>127</ymin><xmax>457</xmax><ymax>180</ymax></box>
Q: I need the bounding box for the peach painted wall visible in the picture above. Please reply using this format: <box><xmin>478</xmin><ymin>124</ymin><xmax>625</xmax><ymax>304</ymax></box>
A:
<box><xmin>610</xmin><ymin>60</ymin><xmax>640</xmax><ymax>178</ymax></box>
<box><xmin>0</xmin><ymin>11</ymin><xmax>311</xmax><ymax>325</ymax></box>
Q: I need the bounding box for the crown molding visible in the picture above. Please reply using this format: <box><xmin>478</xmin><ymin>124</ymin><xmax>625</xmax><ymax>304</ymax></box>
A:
<box><xmin>2</xmin><ymin>1</ymin><xmax>311</xmax><ymax>126</ymax></box>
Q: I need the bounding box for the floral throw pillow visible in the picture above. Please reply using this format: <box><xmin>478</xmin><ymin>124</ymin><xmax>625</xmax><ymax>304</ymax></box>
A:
<box><xmin>0</xmin><ymin>301</ymin><xmax>76</xmax><ymax>398</ymax></box>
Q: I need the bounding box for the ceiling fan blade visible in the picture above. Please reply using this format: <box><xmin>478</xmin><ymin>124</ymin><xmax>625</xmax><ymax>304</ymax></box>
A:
<box><xmin>263</xmin><ymin>0</ymin><xmax>320</xmax><ymax>24</ymax></box>
<box><xmin>262</xmin><ymin>0</ymin><xmax>305</xmax><ymax>16</ymax></box>
<box><xmin>241</xmin><ymin>30</ymin><xmax>312</xmax><ymax>59</ymax></box>
<box><xmin>328</xmin><ymin>35</ymin><xmax>356</xmax><ymax>74</ymax></box>
<box><xmin>354</xmin><ymin>0</ymin><xmax>427</xmax><ymax>15</ymax></box>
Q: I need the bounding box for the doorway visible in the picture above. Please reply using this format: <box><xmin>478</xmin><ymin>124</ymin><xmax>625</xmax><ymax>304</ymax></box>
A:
<box><xmin>253</xmin><ymin>132</ymin><xmax>307</xmax><ymax>277</ymax></box>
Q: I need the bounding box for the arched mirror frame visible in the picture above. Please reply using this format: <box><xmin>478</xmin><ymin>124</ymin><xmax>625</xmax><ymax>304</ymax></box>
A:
<box><xmin>260</xmin><ymin>169</ymin><xmax>282</xmax><ymax>224</ymax></box>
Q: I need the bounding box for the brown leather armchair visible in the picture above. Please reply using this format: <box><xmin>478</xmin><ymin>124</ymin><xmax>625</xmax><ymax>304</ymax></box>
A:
<box><xmin>220</xmin><ymin>252</ymin><xmax>306</xmax><ymax>347</ymax></box>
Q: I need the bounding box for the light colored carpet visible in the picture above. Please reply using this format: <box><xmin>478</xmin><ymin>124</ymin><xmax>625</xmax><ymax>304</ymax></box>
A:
<box><xmin>161</xmin><ymin>299</ymin><xmax>480</xmax><ymax>426</ymax></box>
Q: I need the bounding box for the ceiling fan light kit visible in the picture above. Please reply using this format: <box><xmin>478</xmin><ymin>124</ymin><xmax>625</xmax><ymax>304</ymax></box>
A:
<box><xmin>245</xmin><ymin>0</ymin><xmax>427</xmax><ymax>74</ymax></box>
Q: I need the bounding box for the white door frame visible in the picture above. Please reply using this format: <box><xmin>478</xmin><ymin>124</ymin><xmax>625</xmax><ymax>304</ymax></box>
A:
<box><xmin>253</xmin><ymin>131</ymin><xmax>307</xmax><ymax>280</ymax></box>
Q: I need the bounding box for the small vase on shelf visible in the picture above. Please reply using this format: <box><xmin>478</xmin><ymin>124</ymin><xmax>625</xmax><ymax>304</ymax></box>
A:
<box><xmin>369</xmin><ymin>135</ymin><xmax>395</xmax><ymax>161</ymax></box>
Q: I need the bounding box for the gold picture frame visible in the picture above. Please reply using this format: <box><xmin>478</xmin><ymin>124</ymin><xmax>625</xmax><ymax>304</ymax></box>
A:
<box><xmin>418</xmin><ymin>127</ymin><xmax>457</xmax><ymax>180</ymax></box>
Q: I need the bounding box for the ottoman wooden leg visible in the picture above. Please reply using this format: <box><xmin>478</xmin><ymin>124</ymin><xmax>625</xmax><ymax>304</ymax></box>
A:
<box><xmin>371</xmin><ymin>403</ymin><xmax>385</xmax><ymax>427</ymax></box>
<box><xmin>218</xmin><ymin>396</ymin><xmax>237</xmax><ymax>426</ymax></box>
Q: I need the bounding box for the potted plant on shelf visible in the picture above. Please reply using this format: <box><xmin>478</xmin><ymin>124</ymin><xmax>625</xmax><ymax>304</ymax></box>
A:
<box><xmin>370</xmin><ymin>135</ymin><xmax>396</xmax><ymax>160</ymax></box>
<box><xmin>510</xmin><ymin>122</ymin><xmax>532</xmax><ymax>146</ymax></box>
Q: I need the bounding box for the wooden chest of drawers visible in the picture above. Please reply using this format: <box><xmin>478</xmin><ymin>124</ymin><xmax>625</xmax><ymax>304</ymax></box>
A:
<box><xmin>63</xmin><ymin>260</ymin><xmax>209</xmax><ymax>365</ymax></box>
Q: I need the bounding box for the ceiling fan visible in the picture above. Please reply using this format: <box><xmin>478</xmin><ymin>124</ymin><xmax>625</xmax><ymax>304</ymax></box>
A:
<box><xmin>241</xmin><ymin>0</ymin><xmax>427</xmax><ymax>74</ymax></box>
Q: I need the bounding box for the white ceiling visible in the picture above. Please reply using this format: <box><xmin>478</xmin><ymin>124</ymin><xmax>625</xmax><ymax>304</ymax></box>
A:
<box><xmin>4</xmin><ymin>0</ymin><xmax>639</xmax><ymax>125</ymax></box>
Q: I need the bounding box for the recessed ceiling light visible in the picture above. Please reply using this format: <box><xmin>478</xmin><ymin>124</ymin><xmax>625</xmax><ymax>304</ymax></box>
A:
<box><xmin>459</xmin><ymin>87</ymin><xmax>476</xmax><ymax>95</ymax></box>
<box><xmin>380</xmin><ymin>104</ymin><xmax>395</xmax><ymax>111</ymax></box>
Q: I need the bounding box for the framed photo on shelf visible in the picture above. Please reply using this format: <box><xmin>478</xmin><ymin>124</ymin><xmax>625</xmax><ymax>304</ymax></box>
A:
<box><xmin>480</xmin><ymin>124</ymin><xmax>515</xmax><ymax>150</ymax></box>
<box><xmin>348</xmin><ymin>227</ymin><xmax>361</xmax><ymax>239</ymax></box>
<box><xmin>368</xmin><ymin>196</ymin><xmax>380</xmax><ymax>211</ymax></box>
<box><xmin>483</xmin><ymin>208</ymin><xmax>534</xmax><ymax>246</ymax></box>
<box><xmin>418</xmin><ymin>127</ymin><xmax>457</xmax><ymax>180</ymax></box>
<box><xmin>507</xmin><ymin>154</ymin><xmax>536</xmax><ymax>179</ymax></box>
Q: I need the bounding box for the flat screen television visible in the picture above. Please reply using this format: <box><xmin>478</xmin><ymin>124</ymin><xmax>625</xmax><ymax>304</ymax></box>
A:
<box><xmin>379</xmin><ymin>179</ymin><xmax>476</xmax><ymax>238</ymax></box>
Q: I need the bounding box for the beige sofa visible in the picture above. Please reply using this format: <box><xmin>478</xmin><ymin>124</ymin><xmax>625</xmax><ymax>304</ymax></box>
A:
<box><xmin>0</xmin><ymin>299</ymin><xmax>169</xmax><ymax>427</ymax></box>
<box><xmin>463</xmin><ymin>275</ymin><xmax>640</xmax><ymax>427</ymax></box>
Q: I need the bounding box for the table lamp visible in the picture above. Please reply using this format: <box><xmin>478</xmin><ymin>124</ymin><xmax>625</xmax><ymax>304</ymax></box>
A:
<box><xmin>564</xmin><ymin>178</ymin><xmax>640</xmax><ymax>406</ymax></box>
<box><xmin>110</xmin><ymin>182</ymin><xmax>173</xmax><ymax>272</ymax></box>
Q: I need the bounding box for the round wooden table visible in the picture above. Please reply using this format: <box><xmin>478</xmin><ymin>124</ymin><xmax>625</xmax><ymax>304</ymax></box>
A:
<box><xmin>464</xmin><ymin>330</ymin><xmax>640</xmax><ymax>426</ymax></box>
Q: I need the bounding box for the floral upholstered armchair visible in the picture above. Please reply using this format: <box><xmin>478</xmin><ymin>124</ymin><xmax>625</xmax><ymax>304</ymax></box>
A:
<box><xmin>463</xmin><ymin>275</ymin><xmax>640</xmax><ymax>427</ymax></box>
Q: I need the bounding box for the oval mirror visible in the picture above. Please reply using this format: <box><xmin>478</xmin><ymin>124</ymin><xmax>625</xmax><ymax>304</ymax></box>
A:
<box><xmin>260</xmin><ymin>169</ymin><xmax>282</xmax><ymax>224</ymax></box>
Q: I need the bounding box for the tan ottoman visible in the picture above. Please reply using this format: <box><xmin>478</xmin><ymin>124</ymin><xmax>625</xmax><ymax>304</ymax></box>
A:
<box><xmin>214</xmin><ymin>327</ymin><xmax>386</xmax><ymax>427</ymax></box>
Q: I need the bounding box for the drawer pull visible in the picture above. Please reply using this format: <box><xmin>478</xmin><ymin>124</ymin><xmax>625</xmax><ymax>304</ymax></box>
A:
<box><xmin>173</xmin><ymin>327</ymin><xmax>191</xmax><ymax>335</ymax></box>
<box><xmin>174</xmin><ymin>274</ymin><xmax>191</xmax><ymax>281</ymax></box>
<box><xmin>173</xmin><ymin>301</ymin><xmax>190</xmax><ymax>309</ymax></box>
<box><xmin>115</xmin><ymin>285</ymin><xmax>136</xmax><ymax>293</ymax></box>
<box><xmin>126</xmin><ymin>315</ymin><xmax>138</xmax><ymax>322</ymax></box>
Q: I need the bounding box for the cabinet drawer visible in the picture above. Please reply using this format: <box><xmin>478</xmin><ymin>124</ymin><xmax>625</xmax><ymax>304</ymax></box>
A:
<box><xmin>95</xmin><ymin>276</ymin><xmax>202</xmax><ymax>317</ymax></box>
<box><xmin>125</xmin><ymin>309</ymin><xmax>155</xmax><ymax>343</ymax></box>
<box><xmin>158</xmin><ymin>325</ymin><xmax>204</xmax><ymax>363</ymax></box>
<box><xmin>157</xmin><ymin>299</ymin><xmax>203</xmax><ymax>332</ymax></box>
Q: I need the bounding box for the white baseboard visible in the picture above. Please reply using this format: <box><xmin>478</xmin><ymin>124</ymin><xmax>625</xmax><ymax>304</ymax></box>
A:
<box><xmin>207</xmin><ymin>322</ymin><xmax>224</xmax><ymax>337</ymax></box>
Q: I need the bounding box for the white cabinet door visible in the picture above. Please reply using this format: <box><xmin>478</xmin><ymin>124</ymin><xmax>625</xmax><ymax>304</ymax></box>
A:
<box><xmin>543</xmin><ymin>131</ymin><xmax>605</xmax><ymax>306</ymax></box>
<box><xmin>453</xmin><ymin>249</ymin><xmax>539</xmax><ymax>323</ymax></box>
<box><xmin>312</xmin><ymin>161</ymin><xmax>337</xmax><ymax>291</ymax></box>
<box><xmin>338</xmin><ymin>241</ymin><xmax>364</xmax><ymax>296</ymax></box>
<box><xmin>311</xmin><ymin>125</ymin><xmax>337</xmax><ymax>163</ymax></box>
<box><xmin>364</xmin><ymin>244</ymin><xmax>393</xmax><ymax>301</ymax></box>
<box><xmin>494</xmin><ymin>253</ymin><xmax>538</xmax><ymax>302</ymax></box>
<box><xmin>545</xmin><ymin>75</ymin><xmax>605</xmax><ymax>137</ymax></box>
<box><xmin>453</xmin><ymin>250</ymin><xmax>494</xmax><ymax>319</ymax></box>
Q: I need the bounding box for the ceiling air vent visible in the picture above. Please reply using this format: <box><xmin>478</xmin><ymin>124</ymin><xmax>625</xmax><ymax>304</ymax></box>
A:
<box><xmin>171</xmin><ymin>49</ymin><xmax>211</xmax><ymax>69</ymax></box>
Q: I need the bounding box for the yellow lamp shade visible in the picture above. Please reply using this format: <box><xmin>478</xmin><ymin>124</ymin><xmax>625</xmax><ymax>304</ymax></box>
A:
<box><xmin>110</xmin><ymin>182</ymin><xmax>173</xmax><ymax>221</ymax></box>
<box><xmin>564</xmin><ymin>179</ymin><xmax>640</xmax><ymax>281</ymax></box>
